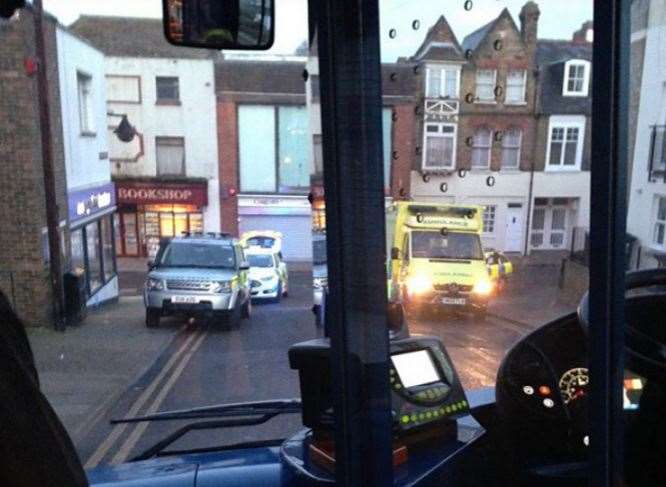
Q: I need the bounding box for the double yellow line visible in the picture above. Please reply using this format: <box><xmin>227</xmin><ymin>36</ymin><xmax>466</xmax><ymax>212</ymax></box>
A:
<box><xmin>84</xmin><ymin>329</ymin><xmax>207</xmax><ymax>469</ymax></box>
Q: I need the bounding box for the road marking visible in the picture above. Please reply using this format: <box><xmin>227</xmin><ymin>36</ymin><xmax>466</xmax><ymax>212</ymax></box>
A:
<box><xmin>83</xmin><ymin>331</ymin><xmax>199</xmax><ymax>469</ymax></box>
<box><xmin>110</xmin><ymin>330</ymin><xmax>207</xmax><ymax>464</ymax></box>
<box><xmin>73</xmin><ymin>324</ymin><xmax>188</xmax><ymax>445</ymax></box>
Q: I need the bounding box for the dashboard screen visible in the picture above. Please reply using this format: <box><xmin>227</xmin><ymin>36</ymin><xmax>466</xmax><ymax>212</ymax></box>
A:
<box><xmin>391</xmin><ymin>350</ymin><xmax>440</xmax><ymax>388</ymax></box>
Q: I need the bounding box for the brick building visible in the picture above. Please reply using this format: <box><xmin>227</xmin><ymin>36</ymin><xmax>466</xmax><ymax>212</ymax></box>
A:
<box><xmin>0</xmin><ymin>7</ymin><xmax>117</xmax><ymax>327</ymax></box>
<box><xmin>0</xmin><ymin>8</ymin><xmax>68</xmax><ymax>327</ymax></box>
<box><xmin>409</xmin><ymin>2</ymin><xmax>592</xmax><ymax>255</ymax></box>
<box><xmin>215</xmin><ymin>55</ymin><xmax>415</xmax><ymax>261</ymax></box>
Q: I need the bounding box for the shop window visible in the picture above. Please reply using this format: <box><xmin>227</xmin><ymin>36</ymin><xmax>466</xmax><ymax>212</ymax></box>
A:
<box><xmin>653</xmin><ymin>196</ymin><xmax>666</xmax><ymax>248</ymax></box>
<box><xmin>475</xmin><ymin>69</ymin><xmax>496</xmax><ymax>102</ymax></box>
<box><xmin>505</xmin><ymin>70</ymin><xmax>526</xmax><ymax>104</ymax></box>
<box><xmin>77</xmin><ymin>72</ymin><xmax>94</xmax><ymax>134</ymax></box>
<box><xmin>239</xmin><ymin>105</ymin><xmax>276</xmax><ymax>192</ymax></box>
<box><xmin>501</xmin><ymin>128</ymin><xmax>522</xmax><ymax>169</ymax></box>
<box><xmin>86</xmin><ymin>221</ymin><xmax>103</xmax><ymax>293</ymax></box>
<box><xmin>483</xmin><ymin>206</ymin><xmax>496</xmax><ymax>234</ymax></box>
<box><xmin>156</xmin><ymin>137</ymin><xmax>185</xmax><ymax>176</ymax></box>
<box><xmin>101</xmin><ymin>216</ymin><xmax>116</xmax><ymax>282</ymax></box>
<box><xmin>471</xmin><ymin>127</ymin><xmax>492</xmax><ymax>169</ymax></box>
<box><xmin>71</xmin><ymin>228</ymin><xmax>87</xmax><ymax>289</ymax></box>
<box><xmin>156</xmin><ymin>76</ymin><xmax>180</xmax><ymax>102</ymax></box>
<box><xmin>423</xmin><ymin>123</ymin><xmax>456</xmax><ymax>170</ymax></box>
<box><xmin>278</xmin><ymin>106</ymin><xmax>311</xmax><ymax>193</ymax></box>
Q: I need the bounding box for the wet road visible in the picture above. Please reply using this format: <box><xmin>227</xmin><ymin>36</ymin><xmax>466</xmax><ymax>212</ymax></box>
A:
<box><xmin>79</xmin><ymin>271</ymin><xmax>534</xmax><ymax>468</ymax></box>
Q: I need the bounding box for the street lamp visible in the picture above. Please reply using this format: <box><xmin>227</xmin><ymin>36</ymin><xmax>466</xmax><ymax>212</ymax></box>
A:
<box><xmin>107</xmin><ymin>113</ymin><xmax>137</xmax><ymax>143</ymax></box>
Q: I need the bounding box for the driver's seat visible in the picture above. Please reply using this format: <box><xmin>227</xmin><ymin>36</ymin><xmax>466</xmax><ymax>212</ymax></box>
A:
<box><xmin>0</xmin><ymin>291</ymin><xmax>87</xmax><ymax>486</ymax></box>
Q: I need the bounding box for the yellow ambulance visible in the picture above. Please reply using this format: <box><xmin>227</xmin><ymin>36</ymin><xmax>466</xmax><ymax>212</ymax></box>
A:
<box><xmin>386</xmin><ymin>202</ymin><xmax>494</xmax><ymax>319</ymax></box>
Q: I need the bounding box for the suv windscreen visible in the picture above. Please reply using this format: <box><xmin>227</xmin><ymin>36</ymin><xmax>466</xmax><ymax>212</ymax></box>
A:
<box><xmin>158</xmin><ymin>242</ymin><xmax>236</xmax><ymax>269</ymax></box>
<box><xmin>411</xmin><ymin>231</ymin><xmax>483</xmax><ymax>260</ymax></box>
<box><xmin>247</xmin><ymin>254</ymin><xmax>274</xmax><ymax>268</ymax></box>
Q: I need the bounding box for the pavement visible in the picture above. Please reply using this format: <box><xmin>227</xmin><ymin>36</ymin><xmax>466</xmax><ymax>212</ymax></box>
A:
<box><xmin>25</xmin><ymin>254</ymin><xmax>576</xmax><ymax>466</ymax></box>
<box><xmin>27</xmin><ymin>296</ymin><xmax>180</xmax><ymax>446</ymax></box>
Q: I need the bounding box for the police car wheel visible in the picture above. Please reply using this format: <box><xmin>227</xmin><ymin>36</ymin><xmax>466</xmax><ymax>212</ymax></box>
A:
<box><xmin>275</xmin><ymin>283</ymin><xmax>282</xmax><ymax>303</ymax></box>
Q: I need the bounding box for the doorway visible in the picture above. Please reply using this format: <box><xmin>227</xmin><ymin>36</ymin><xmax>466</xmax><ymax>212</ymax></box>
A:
<box><xmin>505</xmin><ymin>203</ymin><xmax>524</xmax><ymax>252</ymax></box>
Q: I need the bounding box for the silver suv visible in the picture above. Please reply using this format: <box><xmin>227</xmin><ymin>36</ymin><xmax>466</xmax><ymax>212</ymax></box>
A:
<box><xmin>143</xmin><ymin>235</ymin><xmax>252</xmax><ymax>328</ymax></box>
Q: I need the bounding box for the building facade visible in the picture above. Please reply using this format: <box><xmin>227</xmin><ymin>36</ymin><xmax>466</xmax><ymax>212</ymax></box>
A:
<box><xmin>627</xmin><ymin>0</ymin><xmax>666</xmax><ymax>269</ymax></box>
<box><xmin>56</xmin><ymin>26</ymin><xmax>119</xmax><ymax>306</ymax></box>
<box><xmin>71</xmin><ymin>16</ymin><xmax>220</xmax><ymax>259</ymax></box>
<box><xmin>408</xmin><ymin>3</ymin><xmax>592</xmax><ymax>255</ymax></box>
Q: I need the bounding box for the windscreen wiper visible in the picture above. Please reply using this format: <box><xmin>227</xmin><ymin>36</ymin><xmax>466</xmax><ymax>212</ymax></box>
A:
<box><xmin>111</xmin><ymin>398</ymin><xmax>301</xmax><ymax>424</ymax></box>
<box><xmin>110</xmin><ymin>398</ymin><xmax>302</xmax><ymax>462</ymax></box>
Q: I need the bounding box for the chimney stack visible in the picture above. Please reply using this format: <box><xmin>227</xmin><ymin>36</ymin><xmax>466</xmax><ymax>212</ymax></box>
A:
<box><xmin>519</xmin><ymin>1</ymin><xmax>540</xmax><ymax>49</ymax></box>
<box><xmin>572</xmin><ymin>21</ymin><xmax>594</xmax><ymax>43</ymax></box>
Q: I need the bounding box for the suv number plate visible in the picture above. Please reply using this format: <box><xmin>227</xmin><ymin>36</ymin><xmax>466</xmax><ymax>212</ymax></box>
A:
<box><xmin>172</xmin><ymin>296</ymin><xmax>198</xmax><ymax>304</ymax></box>
<box><xmin>442</xmin><ymin>297</ymin><xmax>466</xmax><ymax>305</ymax></box>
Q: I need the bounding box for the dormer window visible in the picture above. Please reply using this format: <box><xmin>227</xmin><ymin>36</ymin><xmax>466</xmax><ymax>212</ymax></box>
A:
<box><xmin>426</xmin><ymin>66</ymin><xmax>459</xmax><ymax>99</ymax></box>
<box><xmin>563</xmin><ymin>60</ymin><xmax>590</xmax><ymax>97</ymax></box>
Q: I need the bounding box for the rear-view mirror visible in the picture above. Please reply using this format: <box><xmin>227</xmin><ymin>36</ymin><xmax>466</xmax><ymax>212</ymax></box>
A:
<box><xmin>239</xmin><ymin>261</ymin><xmax>250</xmax><ymax>271</ymax></box>
<box><xmin>162</xmin><ymin>0</ymin><xmax>274</xmax><ymax>50</ymax></box>
<box><xmin>391</xmin><ymin>247</ymin><xmax>400</xmax><ymax>260</ymax></box>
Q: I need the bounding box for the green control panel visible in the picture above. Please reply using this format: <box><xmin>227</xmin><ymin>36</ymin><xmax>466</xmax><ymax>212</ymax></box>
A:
<box><xmin>388</xmin><ymin>337</ymin><xmax>470</xmax><ymax>433</ymax></box>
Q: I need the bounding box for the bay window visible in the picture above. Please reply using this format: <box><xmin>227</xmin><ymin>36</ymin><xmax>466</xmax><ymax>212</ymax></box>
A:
<box><xmin>426</xmin><ymin>66</ymin><xmax>459</xmax><ymax>99</ymax></box>
<box><xmin>423</xmin><ymin>123</ymin><xmax>456</xmax><ymax>170</ymax></box>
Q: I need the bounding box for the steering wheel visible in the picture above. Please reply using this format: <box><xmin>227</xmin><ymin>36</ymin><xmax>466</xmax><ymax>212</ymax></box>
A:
<box><xmin>577</xmin><ymin>269</ymin><xmax>666</xmax><ymax>381</ymax></box>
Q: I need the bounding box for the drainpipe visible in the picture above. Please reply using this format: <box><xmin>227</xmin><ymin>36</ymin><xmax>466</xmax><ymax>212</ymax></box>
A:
<box><xmin>34</xmin><ymin>0</ymin><xmax>65</xmax><ymax>330</ymax></box>
<box><xmin>523</xmin><ymin>66</ymin><xmax>541</xmax><ymax>256</ymax></box>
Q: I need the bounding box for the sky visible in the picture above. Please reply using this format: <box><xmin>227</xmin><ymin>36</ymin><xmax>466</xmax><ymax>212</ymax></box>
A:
<box><xmin>43</xmin><ymin>0</ymin><xmax>593</xmax><ymax>62</ymax></box>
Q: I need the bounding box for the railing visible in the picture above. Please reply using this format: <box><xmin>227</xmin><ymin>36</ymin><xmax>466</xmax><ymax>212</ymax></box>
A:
<box><xmin>648</xmin><ymin>125</ymin><xmax>666</xmax><ymax>182</ymax></box>
<box><xmin>424</xmin><ymin>98</ymin><xmax>459</xmax><ymax>122</ymax></box>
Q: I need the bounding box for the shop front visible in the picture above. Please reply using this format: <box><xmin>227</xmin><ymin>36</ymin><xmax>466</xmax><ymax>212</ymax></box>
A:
<box><xmin>238</xmin><ymin>195</ymin><xmax>312</xmax><ymax>262</ymax></box>
<box><xmin>68</xmin><ymin>182</ymin><xmax>119</xmax><ymax>306</ymax></box>
<box><xmin>115</xmin><ymin>179</ymin><xmax>208</xmax><ymax>258</ymax></box>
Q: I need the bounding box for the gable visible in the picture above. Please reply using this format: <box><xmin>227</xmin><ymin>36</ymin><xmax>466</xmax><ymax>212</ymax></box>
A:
<box><xmin>465</xmin><ymin>9</ymin><xmax>527</xmax><ymax>61</ymax></box>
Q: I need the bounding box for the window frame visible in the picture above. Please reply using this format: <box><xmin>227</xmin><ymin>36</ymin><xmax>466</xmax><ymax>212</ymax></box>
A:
<box><xmin>505</xmin><ymin>69</ymin><xmax>527</xmax><ymax>105</ymax></box>
<box><xmin>422</xmin><ymin>122</ymin><xmax>457</xmax><ymax>171</ymax></box>
<box><xmin>155</xmin><ymin>76</ymin><xmax>181</xmax><ymax>104</ymax></box>
<box><xmin>562</xmin><ymin>59</ymin><xmax>591</xmax><ymax>97</ymax></box>
<box><xmin>475</xmin><ymin>69</ymin><xmax>497</xmax><ymax>103</ymax></box>
<box><xmin>471</xmin><ymin>127</ymin><xmax>492</xmax><ymax>169</ymax></box>
<box><xmin>425</xmin><ymin>64</ymin><xmax>460</xmax><ymax>99</ymax></box>
<box><xmin>155</xmin><ymin>136</ymin><xmax>186</xmax><ymax>176</ymax></box>
<box><xmin>652</xmin><ymin>196</ymin><xmax>666</xmax><ymax>249</ymax></box>
<box><xmin>483</xmin><ymin>205</ymin><xmax>496</xmax><ymax>234</ymax></box>
<box><xmin>501</xmin><ymin>127</ymin><xmax>523</xmax><ymax>169</ymax></box>
<box><xmin>77</xmin><ymin>71</ymin><xmax>95</xmax><ymax>135</ymax></box>
<box><xmin>545</xmin><ymin>116</ymin><xmax>586</xmax><ymax>171</ymax></box>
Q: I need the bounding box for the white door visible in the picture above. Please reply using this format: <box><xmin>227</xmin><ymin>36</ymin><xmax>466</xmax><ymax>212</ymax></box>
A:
<box><xmin>505</xmin><ymin>204</ymin><xmax>524</xmax><ymax>252</ymax></box>
<box><xmin>530</xmin><ymin>199</ymin><xmax>570</xmax><ymax>250</ymax></box>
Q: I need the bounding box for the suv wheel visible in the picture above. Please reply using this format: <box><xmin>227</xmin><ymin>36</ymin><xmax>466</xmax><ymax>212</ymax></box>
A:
<box><xmin>146</xmin><ymin>309</ymin><xmax>161</xmax><ymax>328</ymax></box>
<box><xmin>241</xmin><ymin>295</ymin><xmax>252</xmax><ymax>319</ymax></box>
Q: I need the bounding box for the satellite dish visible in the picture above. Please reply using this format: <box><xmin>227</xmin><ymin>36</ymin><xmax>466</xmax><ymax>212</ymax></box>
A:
<box><xmin>114</xmin><ymin>115</ymin><xmax>136</xmax><ymax>143</ymax></box>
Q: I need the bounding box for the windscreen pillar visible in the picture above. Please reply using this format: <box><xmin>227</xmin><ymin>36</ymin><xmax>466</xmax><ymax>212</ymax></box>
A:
<box><xmin>311</xmin><ymin>0</ymin><xmax>394</xmax><ymax>485</ymax></box>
